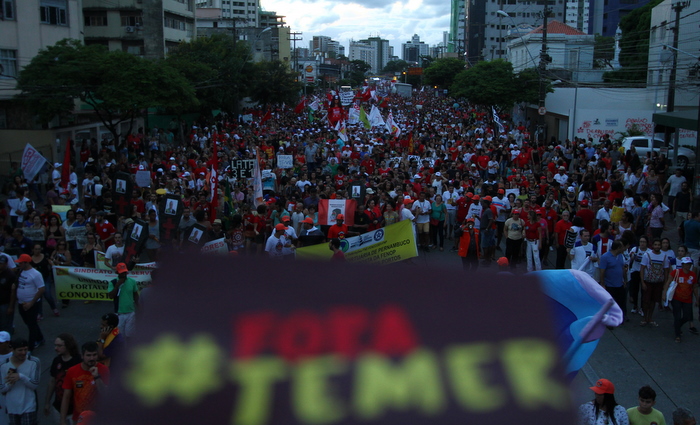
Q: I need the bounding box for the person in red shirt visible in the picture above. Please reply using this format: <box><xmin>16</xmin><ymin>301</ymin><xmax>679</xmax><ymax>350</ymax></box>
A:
<box><xmin>329</xmin><ymin>238</ymin><xmax>345</xmax><ymax>261</ymax></box>
<box><xmin>524</xmin><ymin>210</ymin><xmax>543</xmax><ymax>272</ymax></box>
<box><xmin>554</xmin><ymin>210</ymin><xmax>572</xmax><ymax>268</ymax></box>
<box><xmin>662</xmin><ymin>257</ymin><xmax>698</xmax><ymax>342</ymax></box>
<box><xmin>576</xmin><ymin>200</ymin><xmax>595</xmax><ymax>234</ymax></box>
<box><xmin>327</xmin><ymin>214</ymin><xmax>351</xmax><ymax>240</ymax></box>
<box><xmin>61</xmin><ymin>341</ymin><xmax>110</xmax><ymax>425</ymax></box>
<box><xmin>94</xmin><ymin>211</ymin><xmax>116</xmax><ymax>249</ymax></box>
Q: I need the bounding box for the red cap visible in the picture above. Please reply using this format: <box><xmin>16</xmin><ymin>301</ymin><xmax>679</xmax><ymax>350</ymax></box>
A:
<box><xmin>281</xmin><ymin>215</ymin><xmax>291</xmax><ymax>222</ymax></box>
<box><xmin>590</xmin><ymin>379</ymin><xmax>615</xmax><ymax>394</ymax></box>
<box><xmin>536</xmin><ymin>208</ymin><xmax>544</xmax><ymax>215</ymax></box>
<box><xmin>540</xmin><ymin>176</ymin><xmax>546</xmax><ymax>180</ymax></box>
<box><xmin>275</xmin><ymin>223</ymin><xmax>288</xmax><ymax>231</ymax></box>
<box><xmin>472</xmin><ymin>195</ymin><xmax>480</xmax><ymax>201</ymax></box>
<box><xmin>403</xmin><ymin>198</ymin><xmax>414</xmax><ymax>205</ymax></box>
<box><xmin>512</xmin><ymin>209</ymin><xmax>520</xmax><ymax>215</ymax></box>
<box><xmin>116</xmin><ymin>263</ymin><xmax>128</xmax><ymax>274</ymax></box>
<box><xmin>466</xmin><ymin>192</ymin><xmax>474</xmax><ymax>198</ymax></box>
<box><xmin>497</xmin><ymin>257</ymin><xmax>509</xmax><ymax>267</ymax></box>
<box><xmin>497</xmin><ymin>189</ymin><xmax>505</xmax><ymax>194</ymax></box>
<box><xmin>580</xmin><ymin>200</ymin><xmax>589</xmax><ymax>206</ymax></box>
<box><xmin>16</xmin><ymin>254</ymin><xmax>32</xmax><ymax>263</ymax></box>
<box><xmin>482</xmin><ymin>196</ymin><xmax>492</xmax><ymax>202</ymax></box>
<box><xmin>301</xmin><ymin>217</ymin><xmax>314</xmax><ymax>224</ymax></box>
<box><xmin>336</xmin><ymin>214</ymin><xmax>345</xmax><ymax>220</ymax></box>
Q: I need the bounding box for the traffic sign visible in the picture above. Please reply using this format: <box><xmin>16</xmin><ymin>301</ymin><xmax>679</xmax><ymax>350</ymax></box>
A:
<box><xmin>538</xmin><ymin>106</ymin><xmax>547</xmax><ymax>115</ymax></box>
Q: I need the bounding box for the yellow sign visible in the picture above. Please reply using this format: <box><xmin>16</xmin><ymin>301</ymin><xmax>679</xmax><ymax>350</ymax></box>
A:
<box><xmin>296</xmin><ymin>220</ymin><xmax>417</xmax><ymax>264</ymax></box>
<box><xmin>305</xmin><ymin>65</ymin><xmax>314</xmax><ymax>73</ymax></box>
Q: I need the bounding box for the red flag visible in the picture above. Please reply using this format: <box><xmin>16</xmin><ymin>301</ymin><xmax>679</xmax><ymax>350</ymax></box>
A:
<box><xmin>260</xmin><ymin>110</ymin><xmax>272</xmax><ymax>124</ymax></box>
<box><xmin>293</xmin><ymin>98</ymin><xmax>306</xmax><ymax>114</ymax></box>
<box><xmin>60</xmin><ymin>139</ymin><xmax>71</xmax><ymax>191</ymax></box>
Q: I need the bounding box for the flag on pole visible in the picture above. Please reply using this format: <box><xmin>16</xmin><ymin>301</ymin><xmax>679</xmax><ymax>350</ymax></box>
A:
<box><xmin>385</xmin><ymin>111</ymin><xmax>401</xmax><ymax>137</ymax></box>
<box><xmin>309</xmin><ymin>98</ymin><xmax>320</xmax><ymax>111</ymax></box>
<box><xmin>60</xmin><ymin>139</ymin><xmax>72</xmax><ymax>191</ymax></box>
<box><xmin>492</xmin><ymin>106</ymin><xmax>505</xmax><ymax>134</ymax></box>
<box><xmin>260</xmin><ymin>110</ymin><xmax>272</xmax><ymax>124</ymax></box>
<box><xmin>253</xmin><ymin>150</ymin><xmax>264</xmax><ymax>208</ymax></box>
<box><xmin>369</xmin><ymin>105</ymin><xmax>385</xmax><ymax>127</ymax></box>
<box><xmin>21</xmin><ymin>144</ymin><xmax>49</xmax><ymax>184</ymax></box>
<box><xmin>293</xmin><ymin>98</ymin><xmax>306</xmax><ymax>114</ymax></box>
<box><xmin>348</xmin><ymin>102</ymin><xmax>360</xmax><ymax>125</ymax></box>
<box><xmin>359</xmin><ymin>106</ymin><xmax>371</xmax><ymax>129</ymax></box>
<box><xmin>209</xmin><ymin>140</ymin><xmax>219</xmax><ymax>221</ymax></box>
<box><xmin>334</xmin><ymin>120</ymin><xmax>348</xmax><ymax>143</ymax></box>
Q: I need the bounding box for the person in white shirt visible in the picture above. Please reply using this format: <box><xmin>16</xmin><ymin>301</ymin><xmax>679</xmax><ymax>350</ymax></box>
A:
<box><xmin>412</xmin><ymin>192</ymin><xmax>432</xmax><ymax>251</ymax></box>
<box><xmin>553</xmin><ymin>166</ymin><xmax>569</xmax><ymax>186</ymax></box>
<box><xmin>442</xmin><ymin>185</ymin><xmax>459</xmax><ymax>239</ymax></box>
<box><xmin>663</xmin><ymin>168</ymin><xmax>687</xmax><ymax>215</ymax></box>
<box><xmin>492</xmin><ymin>189</ymin><xmax>511</xmax><ymax>247</ymax></box>
<box><xmin>104</xmin><ymin>232</ymin><xmax>125</xmax><ymax>271</ymax></box>
<box><xmin>51</xmin><ymin>163</ymin><xmax>62</xmax><ymax>192</ymax></box>
<box><xmin>14</xmin><ymin>255</ymin><xmax>45</xmax><ymax>350</ymax></box>
<box><xmin>569</xmin><ymin>229</ymin><xmax>598</xmax><ymax>279</ymax></box>
<box><xmin>595</xmin><ymin>200</ymin><xmax>612</xmax><ymax>228</ymax></box>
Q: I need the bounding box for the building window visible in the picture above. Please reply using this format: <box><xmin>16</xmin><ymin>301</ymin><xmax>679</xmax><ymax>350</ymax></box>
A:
<box><xmin>0</xmin><ymin>49</ymin><xmax>17</xmax><ymax>78</ymax></box>
<box><xmin>120</xmin><ymin>12</ymin><xmax>143</xmax><ymax>26</ymax></box>
<box><xmin>84</xmin><ymin>11</ymin><xmax>107</xmax><ymax>26</ymax></box>
<box><xmin>1</xmin><ymin>0</ymin><xmax>15</xmax><ymax>20</ymax></box>
<box><xmin>40</xmin><ymin>0</ymin><xmax>68</xmax><ymax>25</ymax></box>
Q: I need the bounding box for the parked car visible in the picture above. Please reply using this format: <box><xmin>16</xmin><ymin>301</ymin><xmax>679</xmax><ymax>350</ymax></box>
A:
<box><xmin>621</xmin><ymin>136</ymin><xmax>695</xmax><ymax>170</ymax></box>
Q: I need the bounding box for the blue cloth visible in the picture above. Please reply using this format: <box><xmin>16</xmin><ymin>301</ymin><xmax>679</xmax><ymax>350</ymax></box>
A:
<box><xmin>598</xmin><ymin>251</ymin><xmax>624</xmax><ymax>287</ymax></box>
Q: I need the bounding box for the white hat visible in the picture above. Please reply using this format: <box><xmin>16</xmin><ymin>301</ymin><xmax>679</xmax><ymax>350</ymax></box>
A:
<box><xmin>681</xmin><ymin>257</ymin><xmax>693</xmax><ymax>264</ymax></box>
<box><xmin>183</xmin><ymin>172</ymin><xmax>191</xmax><ymax>177</ymax></box>
<box><xmin>138</xmin><ymin>165</ymin><xmax>145</xmax><ymax>170</ymax></box>
<box><xmin>366</xmin><ymin>188</ymin><xmax>375</xmax><ymax>194</ymax></box>
<box><xmin>54</xmin><ymin>162</ymin><xmax>62</xmax><ymax>168</ymax></box>
<box><xmin>435</xmin><ymin>172</ymin><xmax>441</xmax><ymax>177</ymax></box>
<box><xmin>0</xmin><ymin>331</ymin><xmax>9</xmax><ymax>343</ymax></box>
<box><xmin>567</xmin><ymin>186</ymin><xmax>575</xmax><ymax>193</ymax></box>
<box><xmin>170</xmin><ymin>165</ymin><xmax>177</xmax><ymax>171</ymax></box>
<box><xmin>157</xmin><ymin>168</ymin><xmax>164</xmax><ymax>172</ymax></box>
<box><xmin>93</xmin><ymin>176</ymin><xmax>100</xmax><ymax>182</ymax></box>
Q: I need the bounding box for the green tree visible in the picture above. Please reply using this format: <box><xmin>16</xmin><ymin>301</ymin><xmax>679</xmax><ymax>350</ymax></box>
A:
<box><xmin>382</xmin><ymin>60</ymin><xmax>408</xmax><ymax>73</ymax></box>
<box><xmin>347</xmin><ymin>60</ymin><xmax>371</xmax><ymax>86</ymax></box>
<box><xmin>248</xmin><ymin>60</ymin><xmax>302</xmax><ymax>106</ymax></box>
<box><xmin>450</xmin><ymin>59</ymin><xmax>550</xmax><ymax>108</ymax></box>
<box><xmin>594</xmin><ymin>35</ymin><xmax>615</xmax><ymax>69</ymax></box>
<box><xmin>166</xmin><ymin>33</ymin><xmax>254</xmax><ymax>115</ymax></box>
<box><xmin>603</xmin><ymin>0</ymin><xmax>663</xmax><ymax>84</ymax></box>
<box><xmin>16</xmin><ymin>39</ymin><xmax>197</xmax><ymax>141</ymax></box>
<box><xmin>423</xmin><ymin>57</ymin><xmax>465</xmax><ymax>88</ymax></box>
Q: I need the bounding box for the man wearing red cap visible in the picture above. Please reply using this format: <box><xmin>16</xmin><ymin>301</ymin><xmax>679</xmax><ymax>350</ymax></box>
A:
<box><xmin>298</xmin><ymin>217</ymin><xmax>324</xmax><ymax>247</ymax></box>
<box><xmin>266</xmin><ymin>223</ymin><xmax>294</xmax><ymax>259</ymax></box>
<box><xmin>576</xmin><ymin>200</ymin><xmax>595</xmax><ymax>234</ymax></box>
<box><xmin>107</xmin><ymin>263</ymin><xmax>139</xmax><ymax>339</ymax></box>
<box><xmin>13</xmin><ymin>254</ymin><xmax>45</xmax><ymax>350</ymax></box>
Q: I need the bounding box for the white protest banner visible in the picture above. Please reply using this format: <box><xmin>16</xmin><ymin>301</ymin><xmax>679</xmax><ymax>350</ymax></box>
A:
<box><xmin>24</xmin><ymin>228</ymin><xmax>45</xmax><ymax>242</ymax></box>
<box><xmin>53</xmin><ymin>266</ymin><xmax>153</xmax><ymax>300</ymax></box>
<box><xmin>505</xmin><ymin>189</ymin><xmax>520</xmax><ymax>200</ymax></box>
<box><xmin>21</xmin><ymin>144</ymin><xmax>48</xmax><ymax>183</ymax></box>
<box><xmin>201</xmin><ymin>238</ymin><xmax>228</xmax><ymax>255</ymax></box>
<box><xmin>66</xmin><ymin>226</ymin><xmax>87</xmax><ymax>249</ymax></box>
<box><xmin>339</xmin><ymin>91</ymin><xmax>354</xmax><ymax>106</ymax></box>
<box><xmin>277</xmin><ymin>155</ymin><xmax>293</xmax><ymax>169</ymax></box>
<box><xmin>135</xmin><ymin>170</ymin><xmax>151</xmax><ymax>188</ymax></box>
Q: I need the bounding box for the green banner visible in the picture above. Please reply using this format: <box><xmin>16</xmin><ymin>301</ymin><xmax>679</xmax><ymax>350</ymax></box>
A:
<box><xmin>296</xmin><ymin>219</ymin><xmax>418</xmax><ymax>264</ymax></box>
<box><xmin>53</xmin><ymin>266</ymin><xmax>152</xmax><ymax>300</ymax></box>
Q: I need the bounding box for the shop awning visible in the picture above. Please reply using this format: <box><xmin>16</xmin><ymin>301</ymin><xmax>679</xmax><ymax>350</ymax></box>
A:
<box><xmin>652</xmin><ymin>109</ymin><xmax>699</xmax><ymax>132</ymax></box>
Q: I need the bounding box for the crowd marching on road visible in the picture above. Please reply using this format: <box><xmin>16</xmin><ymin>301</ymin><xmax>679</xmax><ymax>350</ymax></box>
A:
<box><xmin>0</xmin><ymin>86</ymin><xmax>697</xmax><ymax>424</ymax></box>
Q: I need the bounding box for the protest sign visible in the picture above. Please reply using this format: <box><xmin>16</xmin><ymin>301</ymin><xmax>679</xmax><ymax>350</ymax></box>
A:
<box><xmin>297</xmin><ymin>220</ymin><xmax>418</xmax><ymax>265</ymax></box>
<box><xmin>318</xmin><ymin>199</ymin><xmax>356</xmax><ymax>226</ymax></box>
<box><xmin>159</xmin><ymin>195</ymin><xmax>183</xmax><ymax>243</ymax></box>
<box><xmin>23</xmin><ymin>228</ymin><xmax>45</xmax><ymax>242</ymax></box>
<box><xmin>98</xmin><ymin>255</ymin><xmax>573</xmax><ymax>425</ymax></box>
<box><xmin>201</xmin><ymin>237</ymin><xmax>228</xmax><ymax>255</ymax></box>
<box><xmin>21</xmin><ymin>144</ymin><xmax>48</xmax><ymax>183</ymax></box>
<box><xmin>123</xmin><ymin>219</ymin><xmax>149</xmax><ymax>265</ymax></box>
<box><xmin>53</xmin><ymin>266</ymin><xmax>152</xmax><ymax>300</ymax></box>
<box><xmin>231</xmin><ymin>159</ymin><xmax>255</xmax><ymax>180</ymax></box>
<box><xmin>113</xmin><ymin>172</ymin><xmax>134</xmax><ymax>216</ymax></box>
<box><xmin>277</xmin><ymin>155</ymin><xmax>293</xmax><ymax>169</ymax></box>
<box><xmin>66</xmin><ymin>226</ymin><xmax>87</xmax><ymax>249</ymax></box>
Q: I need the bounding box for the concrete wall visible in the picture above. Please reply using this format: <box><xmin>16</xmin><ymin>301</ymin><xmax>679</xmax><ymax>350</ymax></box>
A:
<box><xmin>0</xmin><ymin>130</ymin><xmax>56</xmax><ymax>174</ymax></box>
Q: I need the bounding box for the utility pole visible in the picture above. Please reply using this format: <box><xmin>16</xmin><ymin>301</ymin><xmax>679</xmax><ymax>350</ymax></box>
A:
<box><xmin>289</xmin><ymin>31</ymin><xmax>303</xmax><ymax>90</ymax></box>
<box><xmin>537</xmin><ymin>6</ymin><xmax>552</xmax><ymax>145</ymax></box>
<box><xmin>664</xmin><ymin>1</ymin><xmax>689</xmax><ymax>157</ymax></box>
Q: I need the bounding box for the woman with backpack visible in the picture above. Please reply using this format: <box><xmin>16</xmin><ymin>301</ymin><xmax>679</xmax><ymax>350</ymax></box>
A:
<box><xmin>639</xmin><ymin>239</ymin><xmax>670</xmax><ymax>327</ymax></box>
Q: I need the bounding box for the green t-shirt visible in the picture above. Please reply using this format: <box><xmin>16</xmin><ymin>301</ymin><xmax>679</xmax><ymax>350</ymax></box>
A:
<box><xmin>626</xmin><ymin>406</ymin><xmax>666</xmax><ymax>425</ymax></box>
<box><xmin>108</xmin><ymin>277</ymin><xmax>139</xmax><ymax>314</ymax></box>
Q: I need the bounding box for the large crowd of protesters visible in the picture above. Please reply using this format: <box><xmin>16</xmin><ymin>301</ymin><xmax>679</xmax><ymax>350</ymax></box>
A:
<box><xmin>0</xmin><ymin>87</ymin><xmax>697</xmax><ymax>424</ymax></box>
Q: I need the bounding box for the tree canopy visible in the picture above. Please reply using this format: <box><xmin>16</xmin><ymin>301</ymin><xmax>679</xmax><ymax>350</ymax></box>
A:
<box><xmin>248</xmin><ymin>60</ymin><xmax>303</xmax><ymax>106</ymax></box>
<box><xmin>347</xmin><ymin>60</ymin><xmax>371</xmax><ymax>86</ymax></box>
<box><xmin>450</xmin><ymin>59</ymin><xmax>550</xmax><ymax>108</ymax></box>
<box><xmin>382</xmin><ymin>60</ymin><xmax>408</xmax><ymax>73</ymax></box>
<box><xmin>16</xmin><ymin>39</ymin><xmax>197</xmax><ymax>141</ymax></box>
<box><xmin>603</xmin><ymin>0</ymin><xmax>663</xmax><ymax>84</ymax></box>
<box><xmin>423</xmin><ymin>58</ymin><xmax>465</xmax><ymax>88</ymax></box>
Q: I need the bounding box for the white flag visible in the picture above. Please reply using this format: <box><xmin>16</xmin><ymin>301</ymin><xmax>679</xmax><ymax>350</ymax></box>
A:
<box><xmin>385</xmin><ymin>111</ymin><xmax>401</xmax><ymax>137</ymax></box>
<box><xmin>348</xmin><ymin>102</ymin><xmax>360</xmax><ymax>125</ymax></box>
<box><xmin>492</xmin><ymin>106</ymin><xmax>505</xmax><ymax>134</ymax></box>
<box><xmin>253</xmin><ymin>151</ymin><xmax>264</xmax><ymax>207</ymax></box>
<box><xmin>21</xmin><ymin>144</ymin><xmax>49</xmax><ymax>183</ymax></box>
<box><xmin>369</xmin><ymin>105</ymin><xmax>385</xmax><ymax>127</ymax></box>
<box><xmin>334</xmin><ymin>120</ymin><xmax>348</xmax><ymax>142</ymax></box>
<box><xmin>309</xmin><ymin>98</ymin><xmax>320</xmax><ymax>111</ymax></box>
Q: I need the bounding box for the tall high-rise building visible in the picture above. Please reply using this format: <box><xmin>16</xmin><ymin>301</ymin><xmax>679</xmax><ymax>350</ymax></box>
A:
<box><xmin>195</xmin><ymin>0</ymin><xmax>259</xmax><ymax>26</ymax></box>
<box><xmin>566</xmin><ymin>0</ymin><xmax>590</xmax><ymax>33</ymax></box>
<box><xmin>310</xmin><ymin>36</ymin><xmax>343</xmax><ymax>57</ymax></box>
<box><xmin>350</xmin><ymin>36</ymin><xmax>389</xmax><ymax>73</ymax></box>
<box><xmin>83</xmin><ymin>0</ymin><xmax>196</xmax><ymax>58</ymax></box>
<box><xmin>349</xmin><ymin>40</ymin><xmax>374</xmax><ymax>70</ymax></box>
<box><xmin>588</xmin><ymin>0</ymin><xmax>651</xmax><ymax>37</ymax></box>
<box><xmin>465</xmin><ymin>1</ymin><xmax>567</xmax><ymax>64</ymax></box>
<box><xmin>402</xmin><ymin>34</ymin><xmax>430</xmax><ymax>65</ymax></box>
<box><xmin>450</xmin><ymin>0</ymin><xmax>466</xmax><ymax>53</ymax></box>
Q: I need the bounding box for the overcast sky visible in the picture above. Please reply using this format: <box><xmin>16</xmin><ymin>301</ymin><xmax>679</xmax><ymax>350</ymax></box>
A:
<box><xmin>262</xmin><ymin>0</ymin><xmax>451</xmax><ymax>55</ymax></box>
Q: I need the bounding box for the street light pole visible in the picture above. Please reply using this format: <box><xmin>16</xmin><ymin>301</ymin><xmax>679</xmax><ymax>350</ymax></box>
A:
<box><xmin>537</xmin><ymin>6</ymin><xmax>552</xmax><ymax>145</ymax></box>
